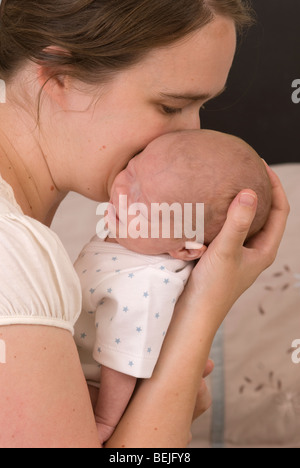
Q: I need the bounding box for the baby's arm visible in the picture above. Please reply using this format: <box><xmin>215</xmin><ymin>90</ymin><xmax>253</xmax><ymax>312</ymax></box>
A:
<box><xmin>95</xmin><ymin>365</ymin><xmax>137</xmax><ymax>445</ymax></box>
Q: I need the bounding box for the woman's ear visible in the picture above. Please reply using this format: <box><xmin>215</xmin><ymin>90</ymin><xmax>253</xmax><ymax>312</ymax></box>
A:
<box><xmin>168</xmin><ymin>243</ymin><xmax>207</xmax><ymax>261</ymax></box>
<box><xmin>37</xmin><ymin>47</ymin><xmax>71</xmax><ymax>109</ymax></box>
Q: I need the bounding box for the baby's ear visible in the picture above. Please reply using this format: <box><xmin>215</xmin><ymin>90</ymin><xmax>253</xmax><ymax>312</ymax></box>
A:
<box><xmin>168</xmin><ymin>242</ymin><xmax>207</xmax><ymax>261</ymax></box>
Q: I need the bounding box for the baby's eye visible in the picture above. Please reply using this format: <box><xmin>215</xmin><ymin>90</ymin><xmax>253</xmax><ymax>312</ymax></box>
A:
<box><xmin>161</xmin><ymin>105</ymin><xmax>183</xmax><ymax>115</ymax></box>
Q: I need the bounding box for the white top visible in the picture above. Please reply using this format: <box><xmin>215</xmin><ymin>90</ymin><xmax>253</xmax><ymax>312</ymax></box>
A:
<box><xmin>74</xmin><ymin>232</ymin><xmax>193</xmax><ymax>381</ymax></box>
<box><xmin>0</xmin><ymin>174</ymin><xmax>82</xmax><ymax>334</ymax></box>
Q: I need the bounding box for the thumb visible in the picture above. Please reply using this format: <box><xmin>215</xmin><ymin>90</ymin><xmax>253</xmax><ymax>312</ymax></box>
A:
<box><xmin>217</xmin><ymin>190</ymin><xmax>258</xmax><ymax>255</ymax></box>
<box><xmin>203</xmin><ymin>359</ymin><xmax>214</xmax><ymax>378</ymax></box>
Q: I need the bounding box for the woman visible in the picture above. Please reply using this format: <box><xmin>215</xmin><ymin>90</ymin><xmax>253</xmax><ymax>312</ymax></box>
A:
<box><xmin>0</xmin><ymin>0</ymin><xmax>289</xmax><ymax>448</ymax></box>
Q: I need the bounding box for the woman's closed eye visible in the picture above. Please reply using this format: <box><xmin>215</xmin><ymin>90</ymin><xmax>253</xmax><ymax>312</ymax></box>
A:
<box><xmin>161</xmin><ymin>105</ymin><xmax>183</xmax><ymax>115</ymax></box>
<box><xmin>161</xmin><ymin>102</ymin><xmax>206</xmax><ymax>116</ymax></box>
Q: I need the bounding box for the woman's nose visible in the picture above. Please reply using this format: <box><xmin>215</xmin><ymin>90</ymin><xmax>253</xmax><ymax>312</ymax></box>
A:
<box><xmin>174</xmin><ymin>111</ymin><xmax>201</xmax><ymax>131</ymax></box>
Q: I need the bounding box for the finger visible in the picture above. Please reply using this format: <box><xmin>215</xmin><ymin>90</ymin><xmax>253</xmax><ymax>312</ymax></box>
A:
<box><xmin>264</xmin><ymin>163</ymin><xmax>290</xmax><ymax>214</ymax></box>
<box><xmin>203</xmin><ymin>359</ymin><xmax>214</xmax><ymax>378</ymax></box>
<box><xmin>246</xmin><ymin>166</ymin><xmax>290</xmax><ymax>260</ymax></box>
<box><xmin>214</xmin><ymin>190</ymin><xmax>258</xmax><ymax>256</ymax></box>
<box><xmin>193</xmin><ymin>380</ymin><xmax>212</xmax><ymax>420</ymax></box>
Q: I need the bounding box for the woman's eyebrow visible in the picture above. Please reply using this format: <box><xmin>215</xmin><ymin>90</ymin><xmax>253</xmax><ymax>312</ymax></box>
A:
<box><xmin>159</xmin><ymin>86</ymin><xmax>227</xmax><ymax>102</ymax></box>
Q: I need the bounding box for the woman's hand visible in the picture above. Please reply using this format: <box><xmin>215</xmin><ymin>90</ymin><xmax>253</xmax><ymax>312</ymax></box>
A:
<box><xmin>186</xmin><ymin>164</ymin><xmax>290</xmax><ymax>331</ymax></box>
<box><xmin>192</xmin><ymin>359</ymin><xmax>214</xmax><ymax>420</ymax></box>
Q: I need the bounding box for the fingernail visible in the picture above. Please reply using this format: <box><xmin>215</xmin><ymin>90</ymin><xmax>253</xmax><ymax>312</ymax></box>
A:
<box><xmin>185</xmin><ymin>242</ymin><xmax>204</xmax><ymax>250</ymax></box>
<box><xmin>239</xmin><ymin>192</ymin><xmax>257</xmax><ymax>207</ymax></box>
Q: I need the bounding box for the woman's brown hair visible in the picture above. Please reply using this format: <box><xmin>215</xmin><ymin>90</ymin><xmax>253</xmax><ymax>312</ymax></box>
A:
<box><xmin>0</xmin><ymin>0</ymin><xmax>253</xmax><ymax>83</ymax></box>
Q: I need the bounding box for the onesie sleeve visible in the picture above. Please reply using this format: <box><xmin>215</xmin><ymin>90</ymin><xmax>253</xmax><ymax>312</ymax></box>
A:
<box><xmin>0</xmin><ymin>209</ymin><xmax>82</xmax><ymax>334</ymax></box>
<box><xmin>91</xmin><ymin>266</ymin><xmax>186</xmax><ymax>379</ymax></box>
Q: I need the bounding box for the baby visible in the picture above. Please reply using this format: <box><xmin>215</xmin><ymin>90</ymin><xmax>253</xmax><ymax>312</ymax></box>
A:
<box><xmin>74</xmin><ymin>129</ymin><xmax>272</xmax><ymax>444</ymax></box>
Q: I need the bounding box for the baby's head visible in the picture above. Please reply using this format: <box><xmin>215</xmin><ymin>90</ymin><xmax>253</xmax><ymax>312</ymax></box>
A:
<box><xmin>108</xmin><ymin>130</ymin><xmax>272</xmax><ymax>260</ymax></box>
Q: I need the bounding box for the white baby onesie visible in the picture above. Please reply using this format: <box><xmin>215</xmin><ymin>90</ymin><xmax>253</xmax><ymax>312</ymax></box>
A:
<box><xmin>74</xmin><ymin>233</ymin><xmax>193</xmax><ymax>384</ymax></box>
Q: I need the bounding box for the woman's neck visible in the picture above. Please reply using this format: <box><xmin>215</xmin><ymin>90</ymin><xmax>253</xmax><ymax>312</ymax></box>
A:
<box><xmin>0</xmin><ymin>105</ymin><xmax>67</xmax><ymax>226</ymax></box>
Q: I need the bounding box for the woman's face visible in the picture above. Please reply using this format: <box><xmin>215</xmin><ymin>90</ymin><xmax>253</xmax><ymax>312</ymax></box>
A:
<box><xmin>51</xmin><ymin>15</ymin><xmax>236</xmax><ymax>201</ymax></box>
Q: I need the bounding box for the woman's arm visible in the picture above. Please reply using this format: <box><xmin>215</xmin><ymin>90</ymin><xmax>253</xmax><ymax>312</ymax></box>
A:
<box><xmin>107</xmin><ymin>167</ymin><xmax>290</xmax><ymax>448</ymax></box>
<box><xmin>0</xmin><ymin>325</ymin><xmax>101</xmax><ymax>448</ymax></box>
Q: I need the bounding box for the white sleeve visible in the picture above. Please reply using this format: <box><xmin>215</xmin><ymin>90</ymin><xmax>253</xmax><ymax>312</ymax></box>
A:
<box><xmin>91</xmin><ymin>266</ymin><xmax>185</xmax><ymax>379</ymax></box>
<box><xmin>0</xmin><ymin>211</ymin><xmax>82</xmax><ymax>334</ymax></box>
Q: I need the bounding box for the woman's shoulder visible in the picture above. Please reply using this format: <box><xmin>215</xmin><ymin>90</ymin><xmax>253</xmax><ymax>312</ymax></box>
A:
<box><xmin>0</xmin><ymin>178</ymin><xmax>82</xmax><ymax>335</ymax></box>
